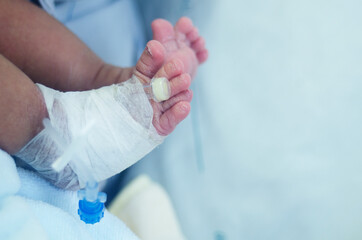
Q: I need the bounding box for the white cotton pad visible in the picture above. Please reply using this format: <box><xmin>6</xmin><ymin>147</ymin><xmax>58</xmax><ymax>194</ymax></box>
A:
<box><xmin>151</xmin><ymin>77</ymin><xmax>171</xmax><ymax>102</ymax></box>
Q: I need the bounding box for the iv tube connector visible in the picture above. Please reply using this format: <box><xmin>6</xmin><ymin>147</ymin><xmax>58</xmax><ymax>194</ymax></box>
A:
<box><xmin>77</xmin><ymin>181</ymin><xmax>107</xmax><ymax>224</ymax></box>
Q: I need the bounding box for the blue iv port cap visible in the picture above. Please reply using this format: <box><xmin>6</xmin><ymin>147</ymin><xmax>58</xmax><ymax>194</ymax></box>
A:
<box><xmin>78</xmin><ymin>199</ymin><xmax>105</xmax><ymax>224</ymax></box>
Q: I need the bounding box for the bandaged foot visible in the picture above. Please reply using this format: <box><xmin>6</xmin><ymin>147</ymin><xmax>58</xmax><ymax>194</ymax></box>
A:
<box><xmin>152</xmin><ymin>17</ymin><xmax>208</xmax><ymax>78</ymax></box>
<box><xmin>15</xmin><ymin>41</ymin><xmax>192</xmax><ymax>189</ymax></box>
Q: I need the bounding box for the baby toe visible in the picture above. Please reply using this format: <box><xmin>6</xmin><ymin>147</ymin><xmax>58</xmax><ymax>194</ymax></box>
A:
<box><xmin>161</xmin><ymin>89</ymin><xmax>193</xmax><ymax>112</ymax></box>
<box><xmin>187</xmin><ymin>27</ymin><xmax>200</xmax><ymax>43</ymax></box>
<box><xmin>152</xmin><ymin>19</ymin><xmax>175</xmax><ymax>43</ymax></box>
<box><xmin>169</xmin><ymin>73</ymin><xmax>191</xmax><ymax>97</ymax></box>
<box><xmin>156</xmin><ymin>101</ymin><xmax>191</xmax><ymax>135</ymax></box>
<box><xmin>134</xmin><ymin>40</ymin><xmax>165</xmax><ymax>84</ymax></box>
<box><xmin>197</xmin><ymin>49</ymin><xmax>209</xmax><ymax>64</ymax></box>
<box><xmin>191</xmin><ymin>37</ymin><xmax>206</xmax><ymax>54</ymax></box>
<box><xmin>175</xmin><ymin>17</ymin><xmax>194</xmax><ymax>35</ymax></box>
<box><xmin>154</xmin><ymin>58</ymin><xmax>184</xmax><ymax>80</ymax></box>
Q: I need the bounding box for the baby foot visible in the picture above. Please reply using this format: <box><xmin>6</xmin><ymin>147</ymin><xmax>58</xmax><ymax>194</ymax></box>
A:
<box><xmin>133</xmin><ymin>40</ymin><xmax>193</xmax><ymax>135</ymax></box>
<box><xmin>151</xmin><ymin>17</ymin><xmax>208</xmax><ymax>78</ymax></box>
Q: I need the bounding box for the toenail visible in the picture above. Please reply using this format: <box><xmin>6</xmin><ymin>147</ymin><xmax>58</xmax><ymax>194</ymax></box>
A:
<box><xmin>146</xmin><ymin>46</ymin><xmax>152</xmax><ymax>56</ymax></box>
<box><xmin>185</xmin><ymin>89</ymin><xmax>193</xmax><ymax>98</ymax></box>
<box><xmin>180</xmin><ymin>103</ymin><xmax>190</xmax><ymax>113</ymax></box>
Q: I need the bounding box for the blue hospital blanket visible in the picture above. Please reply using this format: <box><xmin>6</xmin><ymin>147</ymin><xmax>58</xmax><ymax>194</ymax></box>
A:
<box><xmin>0</xmin><ymin>149</ymin><xmax>138</xmax><ymax>240</ymax></box>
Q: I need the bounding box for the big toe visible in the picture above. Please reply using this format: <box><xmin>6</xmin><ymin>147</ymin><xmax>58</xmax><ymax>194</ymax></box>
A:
<box><xmin>133</xmin><ymin>40</ymin><xmax>165</xmax><ymax>85</ymax></box>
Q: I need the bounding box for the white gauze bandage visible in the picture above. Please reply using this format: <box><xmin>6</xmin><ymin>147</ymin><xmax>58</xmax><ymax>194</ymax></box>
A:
<box><xmin>16</xmin><ymin>76</ymin><xmax>164</xmax><ymax>190</ymax></box>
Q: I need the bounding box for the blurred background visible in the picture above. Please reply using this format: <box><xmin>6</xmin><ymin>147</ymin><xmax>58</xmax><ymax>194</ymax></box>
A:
<box><xmin>126</xmin><ymin>0</ymin><xmax>362</xmax><ymax>239</ymax></box>
<box><xmin>55</xmin><ymin>0</ymin><xmax>362</xmax><ymax>239</ymax></box>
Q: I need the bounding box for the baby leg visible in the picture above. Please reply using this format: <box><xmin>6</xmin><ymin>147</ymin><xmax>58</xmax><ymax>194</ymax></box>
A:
<box><xmin>0</xmin><ymin>54</ymin><xmax>47</xmax><ymax>154</ymax></box>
